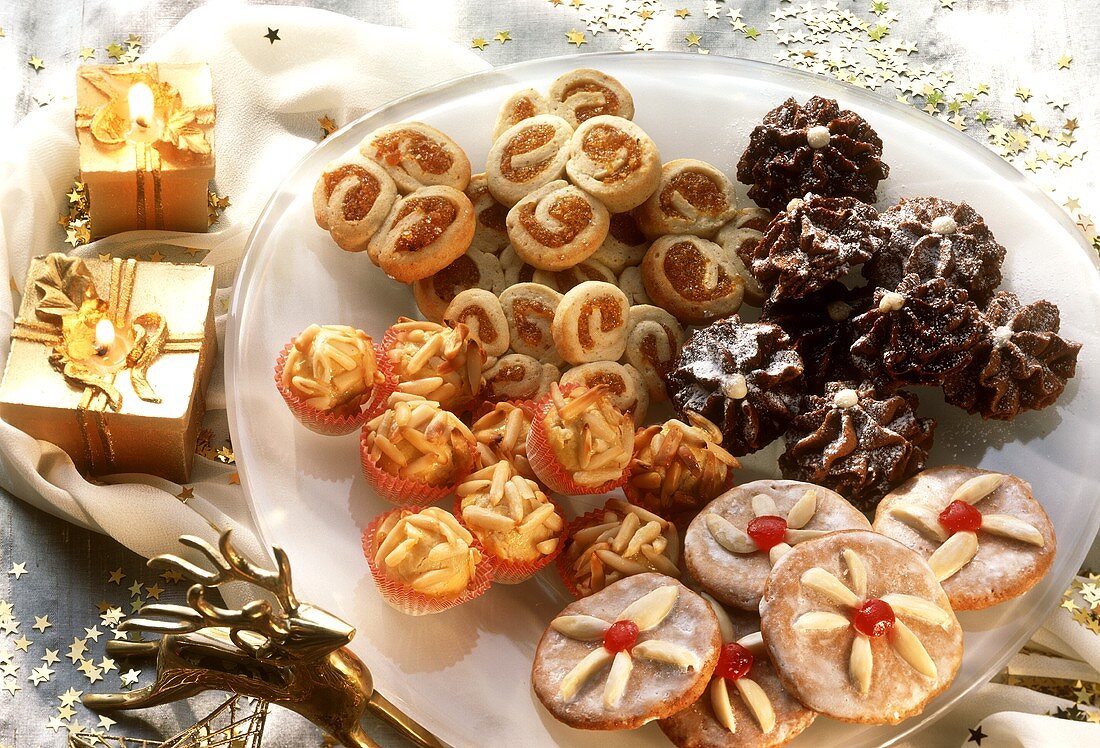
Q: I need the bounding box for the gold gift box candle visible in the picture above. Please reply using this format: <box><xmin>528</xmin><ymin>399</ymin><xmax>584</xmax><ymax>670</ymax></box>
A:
<box><xmin>76</xmin><ymin>63</ymin><xmax>215</xmax><ymax>236</ymax></box>
<box><xmin>0</xmin><ymin>253</ymin><xmax>217</xmax><ymax>482</ymax></box>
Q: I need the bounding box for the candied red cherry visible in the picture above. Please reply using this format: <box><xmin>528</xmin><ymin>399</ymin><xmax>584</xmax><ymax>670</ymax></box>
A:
<box><xmin>746</xmin><ymin>515</ymin><xmax>788</xmax><ymax>551</ymax></box>
<box><xmin>714</xmin><ymin>642</ymin><xmax>754</xmax><ymax>681</ymax></box>
<box><xmin>603</xmin><ymin>620</ymin><xmax>640</xmax><ymax>653</ymax></box>
<box><xmin>938</xmin><ymin>499</ymin><xmax>983</xmax><ymax>534</ymax></box>
<box><xmin>852</xmin><ymin>598</ymin><xmax>895</xmax><ymax>638</ymax></box>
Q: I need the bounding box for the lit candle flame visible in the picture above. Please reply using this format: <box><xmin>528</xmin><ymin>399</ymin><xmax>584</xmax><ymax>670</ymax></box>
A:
<box><xmin>128</xmin><ymin>82</ymin><xmax>155</xmax><ymax>130</ymax></box>
<box><xmin>95</xmin><ymin>319</ymin><xmax>116</xmax><ymax>355</ymax></box>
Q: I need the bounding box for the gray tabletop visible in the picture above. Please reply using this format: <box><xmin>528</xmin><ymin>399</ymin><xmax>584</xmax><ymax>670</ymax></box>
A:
<box><xmin>1</xmin><ymin>0</ymin><xmax>1097</xmax><ymax>745</ymax></box>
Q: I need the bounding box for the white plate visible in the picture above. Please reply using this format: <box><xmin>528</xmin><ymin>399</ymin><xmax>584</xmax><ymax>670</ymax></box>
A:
<box><xmin>227</xmin><ymin>53</ymin><xmax>1100</xmax><ymax>747</ymax></box>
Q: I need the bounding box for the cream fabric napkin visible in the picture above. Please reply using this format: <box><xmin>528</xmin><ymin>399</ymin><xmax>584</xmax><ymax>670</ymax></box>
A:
<box><xmin>0</xmin><ymin>4</ymin><xmax>1096</xmax><ymax>746</ymax></box>
<box><xmin>0</xmin><ymin>4</ymin><xmax>488</xmax><ymax>566</ymax></box>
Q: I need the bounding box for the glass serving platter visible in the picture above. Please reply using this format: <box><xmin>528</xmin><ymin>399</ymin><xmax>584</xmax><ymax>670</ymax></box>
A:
<box><xmin>226</xmin><ymin>52</ymin><xmax>1100</xmax><ymax>747</ymax></box>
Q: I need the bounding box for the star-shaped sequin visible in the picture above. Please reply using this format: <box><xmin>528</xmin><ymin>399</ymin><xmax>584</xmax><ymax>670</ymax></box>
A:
<box><xmin>264</xmin><ymin>28</ymin><xmax>281</xmax><ymax>44</ymax></box>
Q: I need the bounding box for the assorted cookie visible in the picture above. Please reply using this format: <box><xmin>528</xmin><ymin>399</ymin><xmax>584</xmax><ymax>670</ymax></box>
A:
<box><xmin>312</xmin><ymin>154</ymin><xmax>398</xmax><ymax>253</ymax></box>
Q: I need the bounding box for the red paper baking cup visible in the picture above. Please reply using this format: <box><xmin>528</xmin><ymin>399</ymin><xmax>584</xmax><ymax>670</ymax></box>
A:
<box><xmin>274</xmin><ymin>340</ymin><xmax>392</xmax><ymax>436</ymax></box>
<box><xmin>363</xmin><ymin>509</ymin><xmax>495</xmax><ymax>616</ymax></box>
<box><xmin>526</xmin><ymin>391</ymin><xmax>628</xmax><ymax>495</ymax></box>
<box><xmin>454</xmin><ymin>493</ymin><xmax>567</xmax><ymax>584</ymax></box>
<box><xmin>359</xmin><ymin>427</ymin><xmax>468</xmax><ymax>507</ymax></box>
<box><xmin>554</xmin><ymin>504</ymin><xmax>621</xmax><ymax>599</ymax></box>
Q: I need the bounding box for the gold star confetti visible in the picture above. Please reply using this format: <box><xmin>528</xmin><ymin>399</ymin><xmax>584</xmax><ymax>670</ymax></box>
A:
<box><xmin>674</xmin><ymin>8</ymin><xmax>690</xmax><ymax>18</ymax></box>
<box><xmin>161</xmin><ymin>569</ymin><xmax>184</xmax><ymax>584</ymax></box>
<box><xmin>98</xmin><ymin>715</ymin><xmax>117</xmax><ymax>731</ymax></box>
<box><xmin>470</xmin><ymin>37</ymin><xmax>488</xmax><ymax>51</ymax></box>
<box><xmin>1015</xmin><ymin>87</ymin><xmax>1032</xmax><ymax>102</ymax></box>
<box><xmin>28</xmin><ymin>665</ymin><xmax>53</xmax><ymax>686</ymax></box>
<box><xmin>57</xmin><ymin>704</ymin><xmax>76</xmax><ymax>720</ymax></box>
<box><xmin>79</xmin><ymin>47</ymin><xmax>96</xmax><ymax>61</ymax></box>
<box><xmin>59</xmin><ymin>687</ymin><xmax>83</xmax><ymax>707</ymax></box>
<box><xmin>128</xmin><ymin>581</ymin><xmax>144</xmax><ymax>597</ymax></box>
<box><xmin>145</xmin><ymin>582</ymin><xmax>165</xmax><ymax>600</ymax></box>
<box><xmin>8</xmin><ymin>563</ymin><xmax>27</xmax><ymax>579</ymax></box>
<box><xmin>1064</xmin><ymin>118</ymin><xmax>1079</xmax><ymax>132</ymax></box>
<box><xmin>1057</xmin><ymin>54</ymin><xmax>1072</xmax><ymax>70</ymax></box>
<box><xmin>264</xmin><ymin>28</ymin><xmax>281</xmax><ymax>44</ymax></box>
<box><xmin>126</xmin><ymin>33</ymin><xmax>142</xmax><ymax>48</ymax></box>
<box><xmin>106</xmin><ymin>43</ymin><xmax>124</xmax><ymax>60</ymax></box>
<box><xmin>107</xmin><ymin>568</ymin><xmax>125</xmax><ymax>585</ymax></box>
<box><xmin>119</xmin><ymin>669</ymin><xmax>140</xmax><ymax>687</ymax></box>
<box><xmin>32</xmin><ymin>615</ymin><xmax>51</xmax><ymax>633</ymax></box>
<box><xmin>318</xmin><ymin>115</ymin><xmax>337</xmax><ymax>140</ymax></box>
<box><xmin>565</xmin><ymin>29</ymin><xmax>587</xmax><ymax>47</ymax></box>
<box><xmin>98</xmin><ymin>656</ymin><xmax>117</xmax><ymax>673</ymax></box>
<box><xmin>42</xmin><ymin>649</ymin><xmax>60</xmax><ymax>665</ymax></box>
<box><xmin>100</xmin><ymin>607</ymin><xmax>123</xmax><ymax>627</ymax></box>
<box><xmin>28</xmin><ymin>56</ymin><xmax>45</xmax><ymax>71</ymax></box>
<box><xmin>84</xmin><ymin>626</ymin><xmax>102</xmax><ymax>642</ymax></box>
<box><xmin>685</xmin><ymin>32</ymin><xmax>703</xmax><ymax>47</ymax></box>
<box><xmin>494</xmin><ymin>30</ymin><xmax>512</xmax><ymax>44</ymax></box>
<box><xmin>939</xmin><ymin>0</ymin><xmax>955</xmax><ymax>7</ymax></box>
<box><xmin>13</xmin><ymin>636</ymin><xmax>32</xmax><ymax>652</ymax></box>
<box><xmin>66</xmin><ymin>639</ymin><xmax>88</xmax><ymax>664</ymax></box>
<box><xmin>177</xmin><ymin>486</ymin><xmax>195</xmax><ymax>501</ymax></box>
<box><xmin>148</xmin><ymin>250</ymin><xmax>166</xmax><ymax>263</ymax></box>
<box><xmin>744</xmin><ymin>27</ymin><xmax>761</xmax><ymax>40</ymax></box>
<box><xmin>2</xmin><ymin>678</ymin><xmax>21</xmax><ymax>696</ymax></box>
<box><xmin>45</xmin><ymin>716</ymin><xmax>66</xmax><ymax>733</ymax></box>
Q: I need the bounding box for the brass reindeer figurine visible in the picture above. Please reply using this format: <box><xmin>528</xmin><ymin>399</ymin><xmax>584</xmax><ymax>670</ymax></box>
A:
<box><xmin>83</xmin><ymin>530</ymin><xmax>443</xmax><ymax>748</ymax></box>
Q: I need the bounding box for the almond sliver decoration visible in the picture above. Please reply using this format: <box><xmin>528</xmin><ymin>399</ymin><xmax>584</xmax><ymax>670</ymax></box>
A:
<box><xmin>705</xmin><ymin>488</ymin><xmax>828</xmax><ymax>567</ymax></box>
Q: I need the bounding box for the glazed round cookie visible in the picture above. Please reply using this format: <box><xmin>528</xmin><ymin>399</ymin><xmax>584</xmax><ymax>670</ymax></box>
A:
<box><xmin>492</xmin><ymin>88</ymin><xmax>551</xmax><ymax>141</ymax></box>
<box><xmin>486</xmin><ymin>114</ymin><xmax>573</xmax><ymax>207</ymax></box>
<box><xmin>659</xmin><ymin>599</ymin><xmax>816</xmax><ymax>748</ymax></box>
<box><xmin>566</xmin><ymin>116</ymin><xmax>661</xmax><ymax>213</ymax></box>
<box><xmin>368</xmin><ymin>186</ymin><xmax>476</xmax><ymax>283</ymax></box>
<box><xmin>482</xmin><ymin>354</ymin><xmax>559</xmax><ymax>403</ymax></box>
<box><xmin>760</xmin><ymin>530</ymin><xmax>963</xmax><ymax>724</ymax></box>
<box><xmin>685</xmin><ymin>480</ymin><xmax>870</xmax><ymax>610</ymax></box>
<box><xmin>551</xmin><ymin>281</ymin><xmax>630</xmax><ymax>365</ymax></box>
<box><xmin>506</xmin><ymin>180</ymin><xmax>610</xmax><ymax>271</ymax></box>
<box><xmin>499</xmin><ymin>282</ymin><xmax>563</xmax><ymax>364</ymax></box>
<box><xmin>636</xmin><ymin>159</ymin><xmax>738</xmax><ymax>240</ymax></box>
<box><xmin>361</xmin><ymin>121</ymin><xmax>471</xmax><ymax>193</ymax></box>
<box><xmin>548</xmin><ymin>68</ymin><xmax>635</xmax><ymax>127</ymax></box>
<box><xmin>443</xmin><ymin>288</ymin><xmax>510</xmax><ymax>358</ymax></box>
<box><xmin>312</xmin><ymin>154</ymin><xmax>398</xmax><ymax>253</ymax></box>
<box><xmin>873</xmin><ymin>466</ymin><xmax>1055</xmax><ymax>610</ymax></box>
<box><xmin>589</xmin><ymin>212</ymin><xmax>650</xmax><ymax>275</ymax></box>
<box><xmin>561</xmin><ymin>361</ymin><xmax>648</xmax><ymax>420</ymax></box>
<box><xmin>622</xmin><ymin>304</ymin><xmax>685</xmax><ymax>401</ymax></box>
<box><xmin>412</xmin><ymin>250</ymin><xmax>504</xmax><ymax>323</ymax></box>
<box><xmin>642</xmin><ymin>235</ymin><xmax>745</xmax><ymax>325</ymax></box>
<box><xmin>532</xmin><ymin>573</ymin><xmax>721</xmax><ymax>731</ymax></box>
<box><xmin>465</xmin><ymin>173</ymin><xmax>510</xmax><ymax>254</ymax></box>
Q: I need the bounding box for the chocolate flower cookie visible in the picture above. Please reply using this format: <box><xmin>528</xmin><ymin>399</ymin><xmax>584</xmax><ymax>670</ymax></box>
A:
<box><xmin>943</xmin><ymin>291</ymin><xmax>1081</xmax><ymax>419</ymax></box>
<box><xmin>863</xmin><ymin>196</ymin><xmax>1006</xmax><ymax>306</ymax></box>
<box><xmin>744</xmin><ymin>194</ymin><xmax>888</xmax><ymax>302</ymax></box>
<box><xmin>762</xmin><ymin>282</ymin><xmax>871</xmax><ymax>394</ymax></box>
<box><xmin>850</xmin><ymin>275</ymin><xmax>986</xmax><ymax>388</ymax></box>
<box><xmin>779</xmin><ymin>382</ymin><xmax>936</xmax><ymax>511</ymax></box>
<box><xmin>736</xmin><ymin>96</ymin><xmax>889</xmax><ymax>214</ymax></box>
<box><xmin>667</xmin><ymin>316</ymin><xmax>804</xmax><ymax>456</ymax></box>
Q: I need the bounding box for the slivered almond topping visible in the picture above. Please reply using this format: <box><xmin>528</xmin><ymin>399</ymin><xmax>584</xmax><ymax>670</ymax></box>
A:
<box><xmin>785</xmin><ymin>528</ymin><xmax>829</xmax><ymax>544</ymax></box>
<box><xmin>843</xmin><ymin>548</ymin><xmax>868</xmax><ymax>599</ymax></box>
<box><xmin>793</xmin><ymin>611</ymin><xmax>851</xmax><ymax>631</ymax></box>
<box><xmin>701</xmin><ymin>592</ymin><xmax>735</xmax><ymax>644</ymax></box>
<box><xmin>632</xmin><ymin>640</ymin><xmax>700</xmax><ymax>670</ymax></box>
<box><xmin>949</xmin><ymin>472</ymin><xmax>1006</xmax><ymax>505</ymax></box>
<box><xmin>710</xmin><ymin>677</ymin><xmax>737</xmax><ymax>733</ymax></box>
<box><xmin>769</xmin><ymin>542</ymin><xmax>793</xmax><ymax>565</ymax></box>
<box><xmin>891</xmin><ymin>505</ymin><xmax>949</xmax><ymax>542</ymax></box>
<box><xmin>890</xmin><ymin>620</ymin><xmax>937</xmax><ymax>678</ymax></box>
<box><xmin>707</xmin><ymin>513</ymin><xmax>755</xmax><ymax>554</ymax></box>
<box><xmin>551</xmin><ymin>614</ymin><xmax>612</xmax><ymax>640</ymax></box>
<box><xmin>850</xmin><ymin>633</ymin><xmax>873</xmax><ymax>694</ymax></box>
<box><xmin>560</xmin><ymin>648</ymin><xmax>613</xmax><ymax>701</ymax></box>
<box><xmin>928</xmin><ymin>530</ymin><xmax>978</xmax><ymax>581</ymax></box>
<box><xmin>801</xmin><ymin>567</ymin><xmax>860</xmax><ymax>608</ymax></box>
<box><xmin>785</xmin><ymin>489</ymin><xmax>818</xmax><ymax>529</ymax></box>
<box><xmin>751</xmin><ymin>493</ymin><xmax>778</xmax><ymax>517</ymax></box>
<box><xmin>980</xmin><ymin>514</ymin><xmax>1044</xmax><ymax>546</ymax></box>
<box><xmin>616</xmin><ymin>585</ymin><xmax>679</xmax><ymax>630</ymax></box>
<box><xmin>604</xmin><ymin>651</ymin><xmax>633</xmax><ymax>708</ymax></box>
<box><xmin>880</xmin><ymin>594</ymin><xmax>952</xmax><ymax>628</ymax></box>
<box><xmin>735</xmin><ymin>677</ymin><xmax>776</xmax><ymax>733</ymax></box>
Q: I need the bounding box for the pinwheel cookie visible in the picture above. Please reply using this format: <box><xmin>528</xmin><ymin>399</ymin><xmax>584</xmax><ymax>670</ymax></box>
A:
<box><xmin>492</xmin><ymin>88</ymin><xmax>551</xmax><ymax>141</ymax></box>
<box><xmin>507</xmin><ymin>180</ymin><xmax>610</xmax><ymax>271</ymax></box>
<box><xmin>548</xmin><ymin>68</ymin><xmax>635</xmax><ymax>127</ymax></box>
<box><xmin>531</xmin><ymin>258</ymin><xmax>618</xmax><ymax>292</ymax></box>
<box><xmin>622</xmin><ymin>304</ymin><xmax>685</xmax><ymax>401</ymax></box>
<box><xmin>636</xmin><ymin>159</ymin><xmax>738</xmax><ymax>240</ymax></box>
<box><xmin>532</xmin><ymin>573</ymin><xmax>720</xmax><ymax>730</ymax></box>
<box><xmin>873</xmin><ymin>466</ymin><xmax>1055</xmax><ymax>610</ymax></box>
<box><xmin>685</xmin><ymin>480</ymin><xmax>870</xmax><ymax>610</ymax></box>
<box><xmin>641</xmin><ymin>235</ymin><xmax>745</xmax><ymax>326</ymax></box>
<box><xmin>482</xmin><ymin>354</ymin><xmax>559</xmax><ymax>403</ymax></box>
<box><xmin>361</xmin><ymin>121</ymin><xmax>471</xmax><ymax>193</ymax></box>
<box><xmin>368</xmin><ymin>186</ymin><xmax>476</xmax><ymax>283</ymax></box>
<box><xmin>443</xmin><ymin>288</ymin><xmax>511</xmax><ymax>357</ymax></box>
<box><xmin>659</xmin><ymin>598</ymin><xmax>816</xmax><ymax>748</ymax></box>
<box><xmin>566</xmin><ymin>115</ymin><xmax>662</xmax><ymax>213</ymax></box>
<box><xmin>589</xmin><ymin>211</ymin><xmax>650</xmax><ymax>275</ymax></box>
<box><xmin>487</xmin><ymin>114</ymin><xmax>573</xmax><ymax>207</ymax></box>
<box><xmin>499</xmin><ymin>282</ymin><xmax>563</xmax><ymax>364</ymax></box>
<box><xmin>551</xmin><ymin>281</ymin><xmax>630</xmax><ymax>365</ymax></box>
<box><xmin>312</xmin><ymin>154</ymin><xmax>397</xmax><ymax>252</ymax></box>
<box><xmin>412</xmin><ymin>249</ymin><xmax>504</xmax><ymax>323</ymax></box>
<box><xmin>716</xmin><ymin>208</ymin><xmax>773</xmax><ymax>307</ymax></box>
<box><xmin>760</xmin><ymin>530</ymin><xmax>963</xmax><ymax>724</ymax></box>
<box><xmin>464</xmin><ymin>173</ymin><xmax>510</xmax><ymax>254</ymax></box>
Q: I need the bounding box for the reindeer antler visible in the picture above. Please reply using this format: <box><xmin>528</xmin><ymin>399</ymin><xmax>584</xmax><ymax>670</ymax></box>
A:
<box><xmin>122</xmin><ymin>530</ymin><xmax>301</xmax><ymax>661</ymax></box>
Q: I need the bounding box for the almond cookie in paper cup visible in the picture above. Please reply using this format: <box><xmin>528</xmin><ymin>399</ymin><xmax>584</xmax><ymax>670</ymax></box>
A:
<box><xmin>364</xmin><ymin>507</ymin><xmax>494</xmax><ymax>616</ymax></box>
<box><xmin>455</xmin><ymin>461</ymin><xmax>566</xmax><ymax>584</ymax></box>
<box><xmin>382</xmin><ymin>317</ymin><xmax>485</xmax><ymax>413</ymax></box>
<box><xmin>274</xmin><ymin>324</ymin><xmax>392</xmax><ymax>436</ymax></box>
<box><xmin>360</xmin><ymin>394</ymin><xmax>476</xmax><ymax>507</ymax></box>
<box><xmin>557</xmin><ymin>498</ymin><xmax>680</xmax><ymax>599</ymax></box>
<box><xmin>470</xmin><ymin>399</ymin><xmax>538</xmax><ymax>480</ymax></box>
<box><xmin>526</xmin><ymin>382</ymin><xmax>634</xmax><ymax>495</ymax></box>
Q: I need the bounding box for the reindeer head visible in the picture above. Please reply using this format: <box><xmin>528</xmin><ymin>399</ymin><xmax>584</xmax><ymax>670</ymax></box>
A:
<box><xmin>124</xmin><ymin>530</ymin><xmax>354</xmax><ymax>664</ymax></box>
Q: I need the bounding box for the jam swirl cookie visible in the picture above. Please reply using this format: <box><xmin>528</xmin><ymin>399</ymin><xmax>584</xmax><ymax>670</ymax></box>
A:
<box><xmin>685</xmin><ymin>479</ymin><xmax>870</xmax><ymax>610</ymax></box>
<box><xmin>532</xmin><ymin>257</ymin><xmax>617</xmax><ymax>291</ymax></box>
<box><xmin>312</xmin><ymin>154</ymin><xmax>398</xmax><ymax>253</ymax></box>
<box><xmin>506</xmin><ymin>180</ymin><xmax>610</xmax><ymax>271</ymax></box>
<box><xmin>482</xmin><ymin>353</ymin><xmax>559</xmax><ymax>403</ymax></box>
<box><xmin>760</xmin><ymin>530</ymin><xmax>963</xmax><ymax>724</ymax></box>
<box><xmin>499</xmin><ymin>283</ymin><xmax>563</xmax><ymax>365</ymax></box>
<box><xmin>551</xmin><ymin>281</ymin><xmax>630</xmax><ymax>365</ymax></box>
<box><xmin>659</xmin><ymin>599</ymin><xmax>816</xmax><ymax>748</ymax></box>
<box><xmin>636</xmin><ymin>159</ymin><xmax>738</xmax><ymax>240</ymax></box>
<box><xmin>565</xmin><ymin>115</ymin><xmax>662</xmax><ymax>213</ymax></box>
<box><xmin>383</xmin><ymin>318</ymin><xmax>484</xmax><ymax>411</ymax></box>
<box><xmin>873</xmin><ymin>466</ymin><xmax>1055</xmax><ymax>610</ymax></box>
<box><xmin>716</xmin><ymin>208</ymin><xmax>774</xmax><ymax>307</ymax></box>
<box><xmin>486</xmin><ymin>114</ymin><xmax>573</xmax><ymax>207</ymax></box>
<box><xmin>361</xmin><ymin>121</ymin><xmax>471</xmax><ymax>193</ymax></box>
<box><xmin>590</xmin><ymin>212</ymin><xmax>650</xmax><ymax>275</ymax></box>
<box><xmin>492</xmin><ymin>88</ymin><xmax>551</xmax><ymax>141</ymax></box>
<box><xmin>532</xmin><ymin>573</ymin><xmax>720</xmax><ymax>731</ymax></box>
<box><xmin>641</xmin><ymin>235</ymin><xmax>745</xmax><ymax>326</ymax></box>
<box><xmin>622</xmin><ymin>304</ymin><xmax>685</xmax><ymax>401</ymax></box>
<box><xmin>559</xmin><ymin>500</ymin><xmax>681</xmax><ymax>597</ymax></box>
<box><xmin>619</xmin><ymin>266</ymin><xmax>652</xmax><ymax>306</ymax></box>
<box><xmin>443</xmin><ymin>288</ymin><xmax>511</xmax><ymax>358</ymax></box>
<box><xmin>368</xmin><ymin>186</ymin><xmax>476</xmax><ymax>283</ymax></box>
<box><xmin>548</xmin><ymin>68</ymin><xmax>635</xmax><ymax>128</ymax></box>
<box><xmin>412</xmin><ymin>250</ymin><xmax>504</xmax><ymax>323</ymax></box>
<box><xmin>465</xmin><ymin>173</ymin><xmax>510</xmax><ymax>254</ymax></box>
